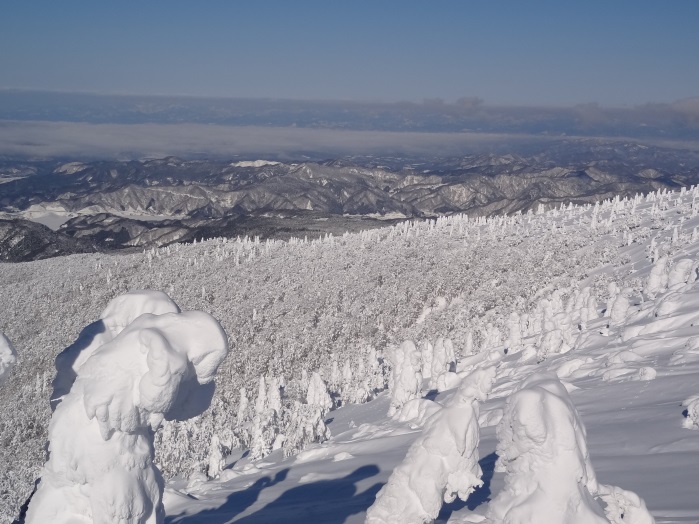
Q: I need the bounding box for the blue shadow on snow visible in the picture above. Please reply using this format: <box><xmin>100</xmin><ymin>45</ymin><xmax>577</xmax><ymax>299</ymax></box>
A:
<box><xmin>170</xmin><ymin>465</ymin><xmax>382</xmax><ymax>524</ymax></box>
<box><xmin>436</xmin><ymin>452</ymin><xmax>498</xmax><ymax>523</ymax></box>
<box><xmin>167</xmin><ymin>468</ymin><xmax>289</xmax><ymax>524</ymax></box>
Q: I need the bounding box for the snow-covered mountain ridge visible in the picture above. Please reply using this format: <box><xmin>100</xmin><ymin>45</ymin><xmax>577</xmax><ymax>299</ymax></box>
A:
<box><xmin>2</xmin><ymin>187</ymin><xmax>699</xmax><ymax>521</ymax></box>
<box><xmin>2</xmin><ymin>141</ymin><xmax>698</xmax><ymax>258</ymax></box>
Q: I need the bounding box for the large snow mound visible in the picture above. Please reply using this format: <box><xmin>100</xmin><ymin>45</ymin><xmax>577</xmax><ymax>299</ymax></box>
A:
<box><xmin>26</xmin><ymin>296</ymin><xmax>228</xmax><ymax>524</ymax></box>
<box><xmin>487</xmin><ymin>373</ymin><xmax>607</xmax><ymax>523</ymax></box>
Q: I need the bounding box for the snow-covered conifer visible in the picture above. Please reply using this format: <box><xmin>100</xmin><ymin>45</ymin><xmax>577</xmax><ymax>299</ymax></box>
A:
<box><xmin>645</xmin><ymin>256</ymin><xmax>669</xmax><ymax>297</ymax></box>
<box><xmin>207</xmin><ymin>434</ymin><xmax>225</xmax><ymax>479</ymax></box>
<box><xmin>299</xmin><ymin>369</ymin><xmax>310</xmax><ymax>395</ymax></box>
<box><xmin>388</xmin><ymin>340</ymin><xmax>423</xmax><ymax>417</ymax></box>
<box><xmin>366</xmin><ymin>346</ymin><xmax>387</xmax><ymax>395</ymax></box>
<box><xmin>604</xmin><ymin>283</ymin><xmax>619</xmax><ymax>318</ymax></box>
<box><xmin>609</xmin><ymin>291</ymin><xmax>631</xmax><ymax>326</ymax></box>
<box><xmin>249</xmin><ymin>375</ymin><xmax>281</xmax><ymax>460</ymax></box>
<box><xmin>329</xmin><ymin>358</ymin><xmax>342</xmax><ymax>397</ymax></box>
<box><xmin>255</xmin><ymin>375</ymin><xmax>267</xmax><ymax>414</ymax></box>
<box><xmin>682</xmin><ymin>395</ymin><xmax>699</xmax><ymax>430</ymax></box>
<box><xmin>667</xmin><ymin>258</ymin><xmax>694</xmax><ymax>290</ymax></box>
<box><xmin>341</xmin><ymin>359</ymin><xmax>353</xmax><ymax>403</ymax></box>
<box><xmin>307</xmin><ymin>372</ymin><xmax>333</xmax><ymax>414</ymax></box>
<box><xmin>267</xmin><ymin>376</ymin><xmax>282</xmax><ymax>415</ymax></box>
<box><xmin>597</xmin><ymin>484</ymin><xmax>656</xmax><ymax>524</ymax></box>
<box><xmin>51</xmin><ymin>290</ymin><xmax>180</xmax><ymax>411</ymax></box>
<box><xmin>507</xmin><ymin>312</ymin><xmax>522</xmax><ymax>350</ymax></box>
<box><xmin>0</xmin><ymin>332</ymin><xmax>17</xmax><ymax>385</ymax></box>
<box><xmin>421</xmin><ymin>340</ymin><xmax>434</xmax><ymax>380</ymax></box>
<box><xmin>487</xmin><ymin>373</ymin><xmax>607</xmax><ymax>523</ymax></box>
<box><xmin>464</xmin><ymin>331</ymin><xmax>474</xmax><ymax>355</ymax></box>
<box><xmin>366</xmin><ymin>366</ymin><xmax>497</xmax><ymax>524</ymax></box>
<box><xmin>26</xmin><ymin>300</ymin><xmax>228</xmax><ymax>524</ymax></box>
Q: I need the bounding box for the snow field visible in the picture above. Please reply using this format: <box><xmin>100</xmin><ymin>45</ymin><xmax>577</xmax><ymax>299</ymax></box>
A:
<box><xmin>2</xmin><ymin>187</ymin><xmax>699</xmax><ymax>521</ymax></box>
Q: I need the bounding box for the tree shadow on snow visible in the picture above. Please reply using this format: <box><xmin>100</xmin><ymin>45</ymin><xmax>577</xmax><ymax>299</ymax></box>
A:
<box><xmin>234</xmin><ymin>464</ymin><xmax>383</xmax><ymax>524</ymax></box>
<box><xmin>51</xmin><ymin>319</ymin><xmax>107</xmax><ymax>411</ymax></box>
<box><xmin>167</xmin><ymin>468</ymin><xmax>289</xmax><ymax>524</ymax></box>
<box><xmin>436</xmin><ymin>452</ymin><xmax>498</xmax><ymax>523</ymax></box>
<box><xmin>423</xmin><ymin>389</ymin><xmax>440</xmax><ymax>401</ymax></box>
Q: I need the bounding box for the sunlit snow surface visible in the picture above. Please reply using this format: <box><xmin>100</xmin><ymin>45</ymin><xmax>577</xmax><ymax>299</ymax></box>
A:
<box><xmin>3</xmin><ymin>189</ymin><xmax>699</xmax><ymax>522</ymax></box>
<box><xmin>163</xmin><ymin>194</ymin><xmax>699</xmax><ymax>523</ymax></box>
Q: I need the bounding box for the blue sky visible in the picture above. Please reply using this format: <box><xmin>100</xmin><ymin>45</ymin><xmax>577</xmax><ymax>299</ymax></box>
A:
<box><xmin>1</xmin><ymin>1</ymin><xmax>697</xmax><ymax>106</ymax></box>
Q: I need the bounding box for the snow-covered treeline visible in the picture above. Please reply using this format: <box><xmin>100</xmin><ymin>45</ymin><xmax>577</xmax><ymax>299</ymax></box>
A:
<box><xmin>2</xmin><ymin>186</ymin><xmax>699</xmax><ymax>521</ymax></box>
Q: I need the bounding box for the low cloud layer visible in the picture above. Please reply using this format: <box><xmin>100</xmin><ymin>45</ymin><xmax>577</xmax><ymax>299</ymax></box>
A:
<box><xmin>1</xmin><ymin>91</ymin><xmax>698</xmax><ymax>144</ymax></box>
<box><xmin>0</xmin><ymin>121</ymin><xmax>555</xmax><ymax>161</ymax></box>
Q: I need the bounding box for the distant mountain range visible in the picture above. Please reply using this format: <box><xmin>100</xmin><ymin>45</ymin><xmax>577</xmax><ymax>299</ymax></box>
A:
<box><xmin>1</xmin><ymin>139</ymin><xmax>698</xmax><ymax>261</ymax></box>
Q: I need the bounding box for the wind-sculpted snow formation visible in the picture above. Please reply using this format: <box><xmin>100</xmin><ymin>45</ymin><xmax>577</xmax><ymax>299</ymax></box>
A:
<box><xmin>25</xmin><ymin>293</ymin><xmax>228</xmax><ymax>524</ymax></box>
<box><xmin>4</xmin><ymin>186</ymin><xmax>699</xmax><ymax>521</ymax></box>
<box><xmin>487</xmin><ymin>373</ymin><xmax>607</xmax><ymax>523</ymax></box>
<box><xmin>486</xmin><ymin>373</ymin><xmax>654</xmax><ymax>524</ymax></box>
<box><xmin>367</xmin><ymin>366</ymin><xmax>496</xmax><ymax>524</ymax></box>
<box><xmin>0</xmin><ymin>332</ymin><xmax>17</xmax><ymax>385</ymax></box>
<box><xmin>51</xmin><ymin>290</ymin><xmax>181</xmax><ymax>411</ymax></box>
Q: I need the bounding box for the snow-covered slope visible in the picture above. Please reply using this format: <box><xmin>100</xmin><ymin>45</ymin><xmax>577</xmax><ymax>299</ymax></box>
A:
<box><xmin>2</xmin><ymin>188</ymin><xmax>699</xmax><ymax>522</ymax></box>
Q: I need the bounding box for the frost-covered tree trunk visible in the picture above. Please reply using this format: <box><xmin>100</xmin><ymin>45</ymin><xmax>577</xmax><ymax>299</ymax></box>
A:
<box><xmin>429</xmin><ymin>338</ymin><xmax>455</xmax><ymax>390</ymax></box>
<box><xmin>388</xmin><ymin>341</ymin><xmax>422</xmax><ymax>417</ymax></box>
<box><xmin>207</xmin><ymin>434</ymin><xmax>225</xmax><ymax>479</ymax></box>
<box><xmin>283</xmin><ymin>372</ymin><xmax>332</xmax><ymax>457</ymax></box>
<box><xmin>609</xmin><ymin>292</ymin><xmax>630</xmax><ymax>326</ymax></box>
<box><xmin>250</xmin><ymin>375</ymin><xmax>277</xmax><ymax>460</ymax></box>
<box><xmin>366</xmin><ymin>367</ymin><xmax>496</xmax><ymax>524</ymax></box>
<box><xmin>421</xmin><ymin>341</ymin><xmax>434</xmax><ymax>380</ymax></box>
<box><xmin>507</xmin><ymin>312</ymin><xmax>522</xmax><ymax>351</ymax></box>
<box><xmin>645</xmin><ymin>256</ymin><xmax>668</xmax><ymax>298</ymax></box>
<box><xmin>0</xmin><ymin>332</ymin><xmax>17</xmax><ymax>385</ymax></box>
<box><xmin>487</xmin><ymin>373</ymin><xmax>608</xmax><ymax>524</ymax></box>
<box><xmin>235</xmin><ymin>387</ymin><xmax>250</xmax><ymax>447</ymax></box>
<box><xmin>26</xmin><ymin>295</ymin><xmax>228</xmax><ymax>524</ymax></box>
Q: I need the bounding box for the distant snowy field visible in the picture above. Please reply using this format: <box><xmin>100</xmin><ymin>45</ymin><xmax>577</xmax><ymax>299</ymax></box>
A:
<box><xmin>2</xmin><ymin>188</ymin><xmax>699</xmax><ymax>522</ymax></box>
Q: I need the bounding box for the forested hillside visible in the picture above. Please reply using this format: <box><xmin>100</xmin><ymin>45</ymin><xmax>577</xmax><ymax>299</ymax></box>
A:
<box><xmin>2</xmin><ymin>187</ymin><xmax>699</xmax><ymax>522</ymax></box>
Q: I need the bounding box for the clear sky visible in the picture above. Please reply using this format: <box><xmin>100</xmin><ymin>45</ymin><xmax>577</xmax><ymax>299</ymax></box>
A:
<box><xmin>1</xmin><ymin>1</ymin><xmax>697</xmax><ymax>106</ymax></box>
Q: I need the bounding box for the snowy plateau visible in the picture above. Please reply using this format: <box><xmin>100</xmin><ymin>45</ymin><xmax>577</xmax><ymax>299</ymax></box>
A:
<box><xmin>1</xmin><ymin>188</ymin><xmax>699</xmax><ymax>522</ymax></box>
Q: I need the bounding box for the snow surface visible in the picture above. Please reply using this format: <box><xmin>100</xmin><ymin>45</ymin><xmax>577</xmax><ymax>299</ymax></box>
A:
<box><xmin>4</xmin><ymin>188</ymin><xmax>699</xmax><ymax>522</ymax></box>
<box><xmin>161</xmin><ymin>191</ymin><xmax>699</xmax><ymax>523</ymax></box>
